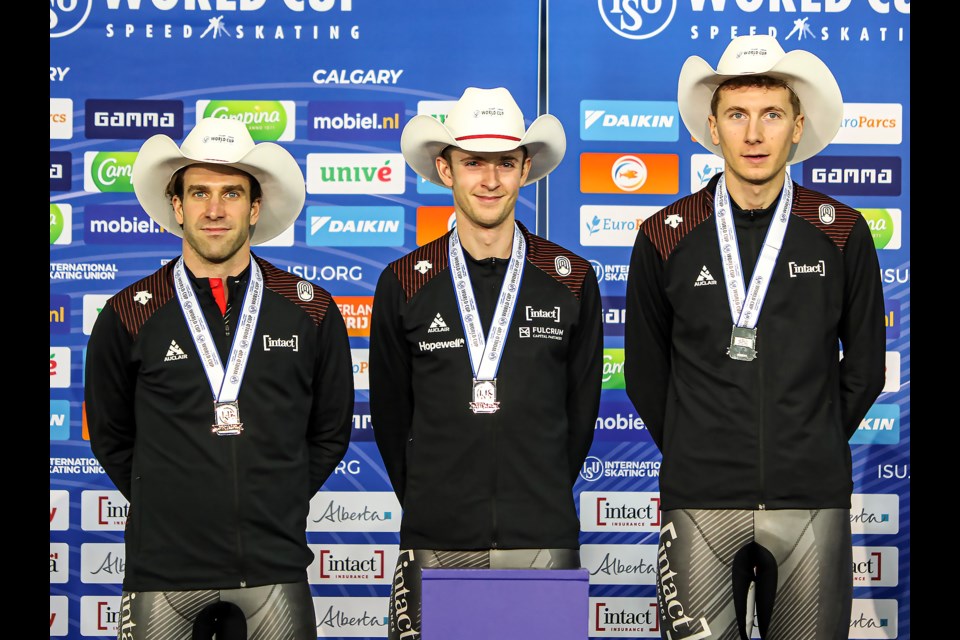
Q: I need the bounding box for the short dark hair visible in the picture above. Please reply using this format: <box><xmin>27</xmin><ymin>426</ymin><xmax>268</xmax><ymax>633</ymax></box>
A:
<box><xmin>439</xmin><ymin>145</ymin><xmax>529</xmax><ymax>166</ymax></box>
<box><xmin>710</xmin><ymin>75</ymin><xmax>801</xmax><ymax>119</ymax></box>
<box><xmin>164</xmin><ymin>163</ymin><xmax>263</xmax><ymax>203</ymax></box>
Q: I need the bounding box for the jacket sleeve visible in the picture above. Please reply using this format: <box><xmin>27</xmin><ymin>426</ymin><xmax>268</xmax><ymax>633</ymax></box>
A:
<box><xmin>624</xmin><ymin>226</ymin><xmax>673</xmax><ymax>450</ymax></box>
<box><xmin>565</xmin><ymin>267</ymin><xmax>604</xmax><ymax>483</ymax></box>
<box><xmin>84</xmin><ymin>303</ymin><xmax>137</xmax><ymax>500</ymax></box>
<box><xmin>839</xmin><ymin>214</ymin><xmax>887</xmax><ymax>438</ymax></box>
<box><xmin>368</xmin><ymin>267</ymin><xmax>414</xmax><ymax>504</ymax></box>
<box><xmin>307</xmin><ymin>301</ymin><xmax>355</xmax><ymax>495</ymax></box>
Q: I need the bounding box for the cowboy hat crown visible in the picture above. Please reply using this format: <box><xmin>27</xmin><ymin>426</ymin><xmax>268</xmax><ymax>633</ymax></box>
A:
<box><xmin>677</xmin><ymin>34</ymin><xmax>843</xmax><ymax>165</ymax></box>
<box><xmin>400</xmin><ymin>86</ymin><xmax>566</xmax><ymax>187</ymax></box>
<box><xmin>131</xmin><ymin>117</ymin><xmax>306</xmax><ymax>245</ymax></box>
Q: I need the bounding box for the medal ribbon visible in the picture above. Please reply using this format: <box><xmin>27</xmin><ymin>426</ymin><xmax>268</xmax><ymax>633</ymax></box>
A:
<box><xmin>714</xmin><ymin>173</ymin><xmax>793</xmax><ymax>329</ymax></box>
<box><xmin>173</xmin><ymin>256</ymin><xmax>263</xmax><ymax>405</ymax></box>
<box><xmin>449</xmin><ymin>223</ymin><xmax>525</xmax><ymax>381</ymax></box>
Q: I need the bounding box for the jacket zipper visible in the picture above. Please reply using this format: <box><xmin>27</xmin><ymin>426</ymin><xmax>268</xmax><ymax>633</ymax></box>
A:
<box><xmin>490</xmin><ymin>408</ymin><xmax>499</xmax><ymax>549</ymax></box>
<box><xmin>232</xmin><ymin>439</ymin><xmax>246</xmax><ymax>587</ymax></box>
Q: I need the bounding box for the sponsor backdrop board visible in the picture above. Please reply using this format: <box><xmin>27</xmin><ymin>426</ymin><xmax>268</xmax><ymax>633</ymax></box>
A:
<box><xmin>51</xmin><ymin>1</ymin><xmax>909</xmax><ymax>638</ymax></box>
<box><xmin>550</xmin><ymin>3</ymin><xmax>910</xmax><ymax>639</ymax></box>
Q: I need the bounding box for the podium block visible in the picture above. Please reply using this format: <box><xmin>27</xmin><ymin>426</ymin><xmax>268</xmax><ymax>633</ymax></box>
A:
<box><xmin>421</xmin><ymin>568</ymin><xmax>589</xmax><ymax>640</ymax></box>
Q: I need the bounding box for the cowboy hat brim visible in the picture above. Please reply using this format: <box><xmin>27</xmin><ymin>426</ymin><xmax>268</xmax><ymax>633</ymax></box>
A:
<box><xmin>131</xmin><ymin>132</ymin><xmax>305</xmax><ymax>245</ymax></box>
<box><xmin>678</xmin><ymin>49</ymin><xmax>843</xmax><ymax>165</ymax></box>
<box><xmin>400</xmin><ymin>113</ymin><xmax>566</xmax><ymax>187</ymax></box>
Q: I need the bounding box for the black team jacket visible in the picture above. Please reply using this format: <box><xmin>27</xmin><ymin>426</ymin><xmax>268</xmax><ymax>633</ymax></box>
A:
<box><xmin>369</xmin><ymin>222</ymin><xmax>604</xmax><ymax>551</ymax></box>
<box><xmin>625</xmin><ymin>172</ymin><xmax>886</xmax><ymax>511</ymax></box>
<box><xmin>85</xmin><ymin>254</ymin><xmax>354</xmax><ymax>591</ymax></box>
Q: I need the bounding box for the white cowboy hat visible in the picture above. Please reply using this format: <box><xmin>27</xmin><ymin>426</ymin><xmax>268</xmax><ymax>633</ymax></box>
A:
<box><xmin>400</xmin><ymin>86</ymin><xmax>566</xmax><ymax>187</ymax></box>
<box><xmin>131</xmin><ymin>117</ymin><xmax>305</xmax><ymax>245</ymax></box>
<box><xmin>677</xmin><ymin>35</ymin><xmax>842</xmax><ymax>165</ymax></box>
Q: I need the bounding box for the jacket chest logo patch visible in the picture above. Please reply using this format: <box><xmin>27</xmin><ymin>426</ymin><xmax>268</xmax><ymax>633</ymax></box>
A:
<box><xmin>263</xmin><ymin>335</ymin><xmax>299</xmax><ymax>351</ymax></box>
<box><xmin>694</xmin><ymin>266</ymin><xmax>717</xmax><ymax>287</ymax></box>
<box><xmin>788</xmin><ymin>261</ymin><xmax>826</xmax><ymax>278</ymax></box>
<box><xmin>427</xmin><ymin>313</ymin><xmax>450</xmax><ymax>333</ymax></box>
<box><xmin>164</xmin><ymin>339</ymin><xmax>188</xmax><ymax>362</ymax></box>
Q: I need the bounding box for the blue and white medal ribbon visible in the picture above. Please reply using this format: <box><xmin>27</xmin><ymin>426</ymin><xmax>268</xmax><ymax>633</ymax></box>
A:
<box><xmin>449</xmin><ymin>223</ymin><xmax>525</xmax><ymax>413</ymax></box>
<box><xmin>715</xmin><ymin>173</ymin><xmax>793</xmax><ymax>361</ymax></box>
<box><xmin>173</xmin><ymin>256</ymin><xmax>263</xmax><ymax>434</ymax></box>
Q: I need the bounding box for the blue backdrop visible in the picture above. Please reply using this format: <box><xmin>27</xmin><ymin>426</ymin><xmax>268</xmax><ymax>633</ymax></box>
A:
<box><xmin>51</xmin><ymin>1</ymin><xmax>909</xmax><ymax>637</ymax></box>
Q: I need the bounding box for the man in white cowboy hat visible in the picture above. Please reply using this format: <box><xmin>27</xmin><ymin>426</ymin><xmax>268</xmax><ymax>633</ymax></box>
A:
<box><xmin>85</xmin><ymin>117</ymin><xmax>354</xmax><ymax>639</ymax></box>
<box><xmin>624</xmin><ymin>36</ymin><xmax>885</xmax><ymax>639</ymax></box>
<box><xmin>368</xmin><ymin>86</ymin><xmax>603</xmax><ymax>640</ymax></box>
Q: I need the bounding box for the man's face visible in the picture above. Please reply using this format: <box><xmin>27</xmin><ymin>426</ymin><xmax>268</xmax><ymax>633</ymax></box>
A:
<box><xmin>172</xmin><ymin>164</ymin><xmax>260</xmax><ymax>266</ymax></box>
<box><xmin>708</xmin><ymin>84</ymin><xmax>803</xmax><ymax>187</ymax></box>
<box><xmin>435</xmin><ymin>148</ymin><xmax>531</xmax><ymax>231</ymax></box>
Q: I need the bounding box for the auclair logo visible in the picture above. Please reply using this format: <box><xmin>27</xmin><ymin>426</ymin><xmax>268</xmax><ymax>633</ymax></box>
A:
<box><xmin>803</xmin><ymin>156</ymin><xmax>901</xmax><ymax>196</ymax></box>
<box><xmin>307</xmin><ymin>492</ymin><xmax>401</xmax><ymax>533</ymax></box>
<box><xmin>306</xmin><ymin>153</ymin><xmax>406</xmax><ymax>194</ymax></box>
<box><xmin>308</xmin><ymin>100</ymin><xmax>404</xmax><ymax>141</ymax></box>
<box><xmin>580</xmin><ymin>492</ymin><xmax>660</xmax><ymax>531</ymax></box>
<box><xmin>197</xmin><ymin>100</ymin><xmax>294</xmax><ymax>141</ymax></box>
<box><xmin>85</xmin><ymin>99</ymin><xmax>183</xmax><ymax>140</ymax></box>
<box><xmin>581</xmin><ymin>100</ymin><xmax>679</xmax><ymax>141</ymax></box>
<box><xmin>307</xmin><ymin>206</ymin><xmax>404</xmax><ymax>247</ymax></box>
<box><xmin>51</xmin><ymin>151</ymin><xmax>72</xmax><ymax>192</ymax></box>
<box><xmin>84</xmin><ymin>152</ymin><xmax>137</xmax><ymax>193</ymax></box>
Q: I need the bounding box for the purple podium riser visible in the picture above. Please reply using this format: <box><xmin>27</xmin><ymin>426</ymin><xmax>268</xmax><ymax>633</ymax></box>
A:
<box><xmin>421</xmin><ymin>568</ymin><xmax>590</xmax><ymax>640</ymax></box>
